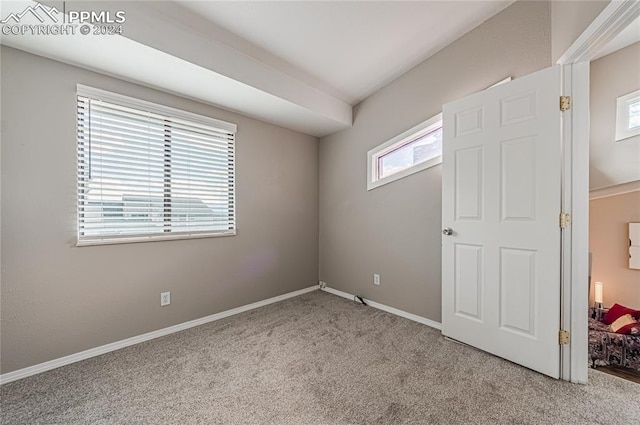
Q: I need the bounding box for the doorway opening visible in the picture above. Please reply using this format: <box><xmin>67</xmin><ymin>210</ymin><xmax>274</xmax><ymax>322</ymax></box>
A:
<box><xmin>558</xmin><ymin>0</ymin><xmax>640</xmax><ymax>383</ymax></box>
<box><xmin>586</xmin><ymin>30</ymin><xmax>640</xmax><ymax>383</ymax></box>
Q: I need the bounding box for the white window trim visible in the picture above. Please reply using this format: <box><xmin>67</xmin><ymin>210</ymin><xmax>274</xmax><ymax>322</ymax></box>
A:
<box><xmin>77</xmin><ymin>85</ymin><xmax>237</xmax><ymax>133</ymax></box>
<box><xmin>76</xmin><ymin>85</ymin><xmax>237</xmax><ymax>246</ymax></box>
<box><xmin>367</xmin><ymin>113</ymin><xmax>443</xmax><ymax>191</ymax></box>
<box><xmin>615</xmin><ymin>89</ymin><xmax>640</xmax><ymax>141</ymax></box>
<box><xmin>76</xmin><ymin>231</ymin><xmax>237</xmax><ymax>247</ymax></box>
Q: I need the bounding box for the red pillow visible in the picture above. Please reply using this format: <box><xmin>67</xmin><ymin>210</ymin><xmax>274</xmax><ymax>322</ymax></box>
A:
<box><xmin>615</xmin><ymin>322</ymin><xmax>640</xmax><ymax>335</ymax></box>
<box><xmin>603</xmin><ymin>303</ymin><xmax>640</xmax><ymax>325</ymax></box>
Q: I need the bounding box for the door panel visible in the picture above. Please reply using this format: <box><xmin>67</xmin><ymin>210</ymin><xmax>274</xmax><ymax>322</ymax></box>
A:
<box><xmin>442</xmin><ymin>65</ymin><xmax>561</xmax><ymax>378</ymax></box>
<box><xmin>455</xmin><ymin>147</ymin><xmax>484</xmax><ymax>220</ymax></box>
<box><xmin>500</xmin><ymin>137</ymin><xmax>536</xmax><ymax>221</ymax></box>
<box><xmin>499</xmin><ymin>247</ymin><xmax>536</xmax><ymax>336</ymax></box>
<box><xmin>454</xmin><ymin>244</ymin><xmax>483</xmax><ymax>321</ymax></box>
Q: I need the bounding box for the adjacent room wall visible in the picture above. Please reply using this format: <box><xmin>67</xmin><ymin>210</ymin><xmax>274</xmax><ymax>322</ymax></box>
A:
<box><xmin>590</xmin><ymin>191</ymin><xmax>640</xmax><ymax>309</ymax></box>
<box><xmin>0</xmin><ymin>46</ymin><xmax>319</xmax><ymax>374</ymax></box>
<box><xmin>551</xmin><ymin>0</ymin><xmax>609</xmax><ymax>62</ymax></box>
<box><xmin>590</xmin><ymin>42</ymin><xmax>640</xmax><ymax>190</ymax></box>
<box><xmin>318</xmin><ymin>1</ymin><xmax>551</xmax><ymax>322</ymax></box>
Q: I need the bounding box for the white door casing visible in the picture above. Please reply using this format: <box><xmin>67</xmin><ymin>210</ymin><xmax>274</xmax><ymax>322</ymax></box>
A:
<box><xmin>442</xmin><ymin>66</ymin><xmax>562</xmax><ymax>378</ymax></box>
<box><xmin>557</xmin><ymin>0</ymin><xmax>640</xmax><ymax>383</ymax></box>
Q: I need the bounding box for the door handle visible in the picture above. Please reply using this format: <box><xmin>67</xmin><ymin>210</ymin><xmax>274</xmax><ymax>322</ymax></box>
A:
<box><xmin>442</xmin><ymin>228</ymin><xmax>453</xmax><ymax>236</ymax></box>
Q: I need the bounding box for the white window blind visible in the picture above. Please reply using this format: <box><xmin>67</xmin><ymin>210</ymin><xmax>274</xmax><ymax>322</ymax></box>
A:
<box><xmin>76</xmin><ymin>85</ymin><xmax>236</xmax><ymax>245</ymax></box>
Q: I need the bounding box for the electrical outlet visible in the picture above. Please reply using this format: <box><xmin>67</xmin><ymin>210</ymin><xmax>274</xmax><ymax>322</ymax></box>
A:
<box><xmin>373</xmin><ymin>274</ymin><xmax>380</xmax><ymax>286</ymax></box>
<box><xmin>160</xmin><ymin>291</ymin><xmax>170</xmax><ymax>306</ymax></box>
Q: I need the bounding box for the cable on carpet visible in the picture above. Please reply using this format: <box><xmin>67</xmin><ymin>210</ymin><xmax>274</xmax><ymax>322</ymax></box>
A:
<box><xmin>353</xmin><ymin>295</ymin><xmax>367</xmax><ymax>306</ymax></box>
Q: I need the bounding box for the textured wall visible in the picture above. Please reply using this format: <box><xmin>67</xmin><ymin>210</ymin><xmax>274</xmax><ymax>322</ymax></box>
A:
<box><xmin>551</xmin><ymin>0</ymin><xmax>609</xmax><ymax>62</ymax></box>
<box><xmin>318</xmin><ymin>0</ymin><xmax>552</xmax><ymax>322</ymax></box>
<box><xmin>590</xmin><ymin>191</ymin><xmax>640</xmax><ymax>309</ymax></box>
<box><xmin>0</xmin><ymin>47</ymin><xmax>319</xmax><ymax>373</ymax></box>
<box><xmin>590</xmin><ymin>42</ymin><xmax>640</xmax><ymax>190</ymax></box>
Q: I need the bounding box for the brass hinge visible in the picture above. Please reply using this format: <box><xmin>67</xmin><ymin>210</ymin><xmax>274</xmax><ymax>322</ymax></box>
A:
<box><xmin>559</xmin><ymin>329</ymin><xmax>570</xmax><ymax>345</ymax></box>
<box><xmin>560</xmin><ymin>96</ymin><xmax>571</xmax><ymax>111</ymax></box>
<box><xmin>560</xmin><ymin>213</ymin><xmax>571</xmax><ymax>229</ymax></box>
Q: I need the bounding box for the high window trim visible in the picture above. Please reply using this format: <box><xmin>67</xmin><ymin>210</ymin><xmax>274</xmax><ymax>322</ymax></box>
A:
<box><xmin>367</xmin><ymin>113</ymin><xmax>443</xmax><ymax>191</ymax></box>
<box><xmin>615</xmin><ymin>89</ymin><xmax>640</xmax><ymax>142</ymax></box>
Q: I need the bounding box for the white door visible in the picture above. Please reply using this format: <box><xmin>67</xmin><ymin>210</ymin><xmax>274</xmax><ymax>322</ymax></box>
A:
<box><xmin>441</xmin><ymin>65</ymin><xmax>562</xmax><ymax>378</ymax></box>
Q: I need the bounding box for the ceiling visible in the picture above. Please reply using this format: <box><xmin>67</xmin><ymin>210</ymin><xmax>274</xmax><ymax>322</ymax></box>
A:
<box><xmin>177</xmin><ymin>1</ymin><xmax>513</xmax><ymax>106</ymax></box>
<box><xmin>0</xmin><ymin>0</ymin><xmax>514</xmax><ymax>136</ymax></box>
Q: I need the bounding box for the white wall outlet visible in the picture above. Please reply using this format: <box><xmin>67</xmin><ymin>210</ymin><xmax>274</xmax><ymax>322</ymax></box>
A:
<box><xmin>373</xmin><ymin>274</ymin><xmax>381</xmax><ymax>286</ymax></box>
<box><xmin>160</xmin><ymin>291</ymin><xmax>171</xmax><ymax>306</ymax></box>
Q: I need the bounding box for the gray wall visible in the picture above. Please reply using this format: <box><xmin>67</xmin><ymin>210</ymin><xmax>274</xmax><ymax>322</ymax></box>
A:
<box><xmin>550</xmin><ymin>0</ymin><xmax>609</xmax><ymax>62</ymax></box>
<box><xmin>0</xmin><ymin>46</ymin><xmax>319</xmax><ymax>374</ymax></box>
<box><xmin>318</xmin><ymin>0</ymin><xmax>552</xmax><ymax>322</ymax></box>
<box><xmin>590</xmin><ymin>42</ymin><xmax>640</xmax><ymax>190</ymax></box>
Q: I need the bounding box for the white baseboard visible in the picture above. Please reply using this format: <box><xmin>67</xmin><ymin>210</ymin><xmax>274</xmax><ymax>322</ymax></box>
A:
<box><xmin>321</xmin><ymin>286</ymin><xmax>442</xmax><ymax>330</ymax></box>
<box><xmin>0</xmin><ymin>285</ymin><xmax>318</xmax><ymax>385</ymax></box>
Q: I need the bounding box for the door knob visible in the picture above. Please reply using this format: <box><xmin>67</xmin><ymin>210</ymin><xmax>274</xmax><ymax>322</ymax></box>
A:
<box><xmin>442</xmin><ymin>228</ymin><xmax>453</xmax><ymax>236</ymax></box>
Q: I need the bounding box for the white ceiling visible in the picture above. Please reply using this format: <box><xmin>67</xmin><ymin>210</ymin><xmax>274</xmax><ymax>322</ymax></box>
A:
<box><xmin>178</xmin><ymin>1</ymin><xmax>514</xmax><ymax>105</ymax></box>
<box><xmin>1</xmin><ymin>0</ymin><xmax>514</xmax><ymax>136</ymax></box>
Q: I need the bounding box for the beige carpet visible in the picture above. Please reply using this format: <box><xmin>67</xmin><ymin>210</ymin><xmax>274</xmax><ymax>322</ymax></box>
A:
<box><xmin>1</xmin><ymin>290</ymin><xmax>639</xmax><ymax>424</ymax></box>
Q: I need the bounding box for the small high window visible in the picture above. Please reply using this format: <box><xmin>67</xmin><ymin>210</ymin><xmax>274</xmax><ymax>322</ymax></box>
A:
<box><xmin>367</xmin><ymin>113</ymin><xmax>442</xmax><ymax>190</ymax></box>
<box><xmin>615</xmin><ymin>89</ymin><xmax>640</xmax><ymax>141</ymax></box>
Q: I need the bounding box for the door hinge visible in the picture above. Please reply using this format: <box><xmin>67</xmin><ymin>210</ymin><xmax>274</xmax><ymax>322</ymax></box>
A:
<box><xmin>560</xmin><ymin>213</ymin><xmax>571</xmax><ymax>229</ymax></box>
<box><xmin>559</xmin><ymin>329</ymin><xmax>570</xmax><ymax>345</ymax></box>
<box><xmin>560</xmin><ymin>96</ymin><xmax>571</xmax><ymax>111</ymax></box>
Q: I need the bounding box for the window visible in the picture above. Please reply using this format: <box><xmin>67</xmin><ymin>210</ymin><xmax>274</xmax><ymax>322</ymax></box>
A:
<box><xmin>76</xmin><ymin>85</ymin><xmax>236</xmax><ymax>245</ymax></box>
<box><xmin>367</xmin><ymin>113</ymin><xmax>443</xmax><ymax>190</ymax></box>
<box><xmin>615</xmin><ymin>89</ymin><xmax>640</xmax><ymax>141</ymax></box>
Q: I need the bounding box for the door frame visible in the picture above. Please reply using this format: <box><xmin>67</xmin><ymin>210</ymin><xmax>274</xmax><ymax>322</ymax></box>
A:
<box><xmin>558</xmin><ymin>0</ymin><xmax>640</xmax><ymax>383</ymax></box>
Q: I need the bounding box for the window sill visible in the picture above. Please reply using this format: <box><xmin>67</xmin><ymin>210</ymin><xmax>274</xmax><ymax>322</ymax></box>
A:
<box><xmin>367</xmin><ymin>155</ymin><xmax>442</xmax><ymax>191</ymax></box>
<box><xmin>76</xmin><ymin>230</ymin><xmax>236</xmax><ymax>247</ymax></box>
